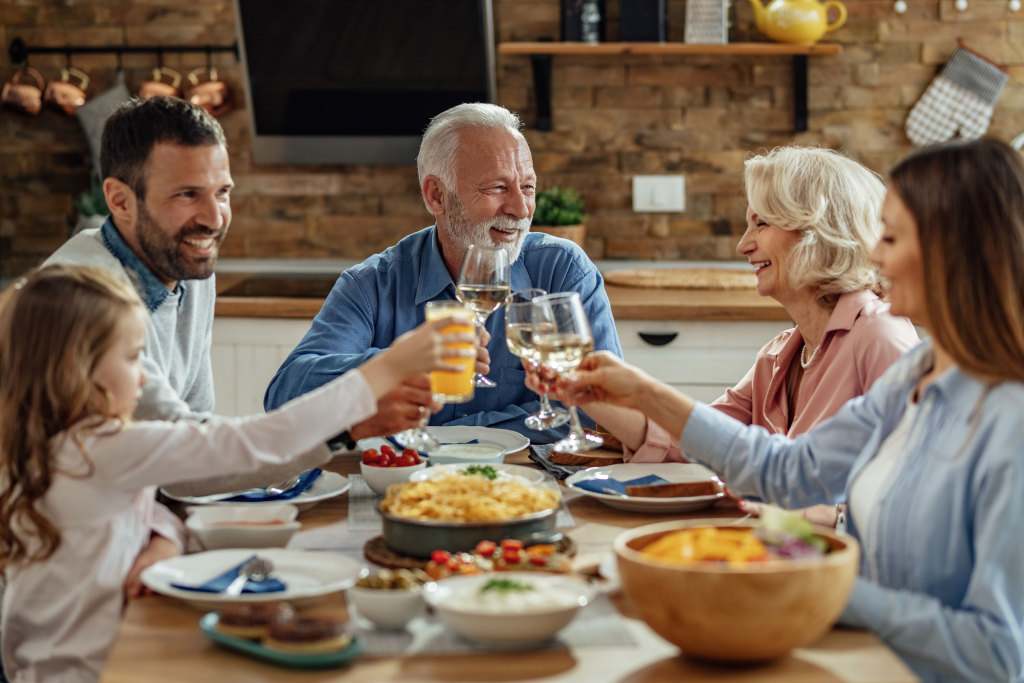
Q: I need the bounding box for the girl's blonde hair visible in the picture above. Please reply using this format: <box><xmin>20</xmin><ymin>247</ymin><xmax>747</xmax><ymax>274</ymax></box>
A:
<box><xmin>0</xmin><ymin>265</ymin><xmax>144</xmax><ymax>572</ymax></box>
<box><xmin>744</xmin><ymin>147</ymin><xmax>886</xmax><ymax>307</ymax></box>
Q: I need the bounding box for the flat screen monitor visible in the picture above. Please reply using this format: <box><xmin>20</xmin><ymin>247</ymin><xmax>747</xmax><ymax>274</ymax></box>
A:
<box><xmin>233</xmin><ymin>0</ymin><xmax>496</xmax><ymax>164</ymax></box>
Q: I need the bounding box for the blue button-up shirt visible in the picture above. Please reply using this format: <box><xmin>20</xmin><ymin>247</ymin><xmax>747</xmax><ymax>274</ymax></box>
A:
<box><xmin>683</xmin><ymin>339</ymin><xmax>1024</xmax><ymax>683</ymax></box>
<box><xmin>265</xmin><ymin>226</ymin><xmax>622</xmax><ymax>441</ymax></box>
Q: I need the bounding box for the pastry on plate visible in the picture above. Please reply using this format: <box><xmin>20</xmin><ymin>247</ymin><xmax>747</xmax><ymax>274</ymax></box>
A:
<box><xmin>262</xmin><ymin>617</ymin><xmax>351</xmax><ymax>653</ymax></box>
<box><xmin>215</xmin><ymin>602</ymin><xmax>294</xmax><ymax>640</ymax></box>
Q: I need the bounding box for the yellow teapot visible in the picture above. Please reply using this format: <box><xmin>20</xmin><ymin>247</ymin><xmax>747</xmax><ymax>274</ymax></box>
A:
<box><xmin>748</xmin><ymin>0</ymin><xmax>847</xmax><ymax>45</ymax></box>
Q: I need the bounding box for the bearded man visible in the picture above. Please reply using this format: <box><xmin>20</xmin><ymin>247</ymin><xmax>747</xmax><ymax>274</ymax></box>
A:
<box><xmin>265</xmin><ymin>103</ymin><xmax>622</xmax><ymax>440</ymax></box>
<box><xmin>45</xmin><ymin>96</ymin><xmax>231</xmax><ymax>421</ymax></box>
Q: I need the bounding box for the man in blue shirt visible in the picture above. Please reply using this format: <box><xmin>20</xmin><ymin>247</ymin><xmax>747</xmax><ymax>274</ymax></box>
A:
<box><xmin>265</xmin><ymin>103</ymin><xmax>621</xmax><ymax>441</ymax></box>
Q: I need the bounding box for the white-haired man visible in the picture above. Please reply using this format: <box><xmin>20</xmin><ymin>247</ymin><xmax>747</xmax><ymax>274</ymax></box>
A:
<box><xmin>265</xmin><ymin>103</ymin><xmax>622</xmax><ymax>440</ymax></box>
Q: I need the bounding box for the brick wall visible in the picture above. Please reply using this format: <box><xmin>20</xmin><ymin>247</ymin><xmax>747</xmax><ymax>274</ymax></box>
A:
<box><xmin>3</xmin><ymin>0</ymin><xmax>1024</xmax><ymax>277</ymax></box>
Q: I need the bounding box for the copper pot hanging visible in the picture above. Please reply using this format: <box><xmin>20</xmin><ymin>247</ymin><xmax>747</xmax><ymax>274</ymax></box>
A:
<box><xmin>2</xmin><ymin>66</ymin><xmax>45</xmax><ymax>116</ymax></box>
<box><xmin>185</xmin><ymin>66</ymin><xmax>232</xmax><ymax>117</ymax></box>
<box><xmin>44</xmin><ymin>67</ymin><xmax>90</xmax><ymax>115</ymax></box>
<box><xmin>139</xmin><ymin>67</ymin><xmax>182</xmax><ymax>99</ymax></box>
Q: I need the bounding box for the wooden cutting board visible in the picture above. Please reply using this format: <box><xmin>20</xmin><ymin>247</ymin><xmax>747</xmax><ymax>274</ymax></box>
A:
<box><xmin>603</xmin><ymin>267</ymin><xmax>757</xmax><ymax>290</ymax></box>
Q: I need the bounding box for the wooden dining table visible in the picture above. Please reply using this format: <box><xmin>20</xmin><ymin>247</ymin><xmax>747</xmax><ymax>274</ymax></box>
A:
<box><xmin>100</xmin><ymin>449</ymin><xmax>918</xmax><ymax>683</ymax></box>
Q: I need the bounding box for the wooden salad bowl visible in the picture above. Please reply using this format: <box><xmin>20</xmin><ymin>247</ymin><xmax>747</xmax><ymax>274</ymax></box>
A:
<box><xmin>614</xmin><ymin>519</ymin><xmax>859</xmax><ymax>662</ymax></box>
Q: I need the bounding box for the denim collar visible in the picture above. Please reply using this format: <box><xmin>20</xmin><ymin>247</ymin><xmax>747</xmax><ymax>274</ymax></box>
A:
<box><xmin>100</xmin><ymin>217</ymin><xmax>181</xmax><ymax>312</ymax></box>
<box><xmin>413</xmin><ymin>225</ymin><xmax>534</xmax><ymax>305</ymax></box>
<box><xmin>892</xmin><ymin>338</ymin><xmax>990</xmax><ymax>412</ymax></box>
<box><xmin>414</xmin><ymin>226</ymin><xmax>456</xmax><ymax>305</ymax></box>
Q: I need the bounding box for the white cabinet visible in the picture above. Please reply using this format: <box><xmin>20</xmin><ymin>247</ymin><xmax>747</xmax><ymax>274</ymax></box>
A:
<box><xmin>210</xmin><ymin>316</ymin><xmax>793</xmax><ymax>417</ymax></box>
<box><xmin>616</xmin><ymin>320</ymin><xmax>792</xmax><ymax>403</ymax></box>
<box><xmin>210</xmin><ymin>318</ymin><xmax>313</xmax><ymax>416</ymax></box>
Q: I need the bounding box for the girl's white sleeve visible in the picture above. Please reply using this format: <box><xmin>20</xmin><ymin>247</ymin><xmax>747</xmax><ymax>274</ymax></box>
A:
<box><xmin>91</xmin><ymin>369</ymin><xmax>377</xmax><ymax>492</ymax></box>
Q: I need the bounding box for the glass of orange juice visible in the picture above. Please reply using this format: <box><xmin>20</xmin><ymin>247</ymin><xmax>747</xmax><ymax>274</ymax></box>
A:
<box><xmin>426</xmin><ymin>300</ymin><xmax>476</xmax><ymax>403</ymax></box>
<box><xmin>395</xmin><ymin>301</ymin><xmax>476</xmax><ymax>453</ymax></box>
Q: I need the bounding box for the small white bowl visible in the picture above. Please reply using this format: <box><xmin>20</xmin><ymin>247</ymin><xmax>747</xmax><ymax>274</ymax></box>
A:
<box><xmin>185</xmin><ymin>503</ymin><xmax>300</xmax><ymax>550</ymax></box>
<box><xmin>360</xmin><ymin>460</ymin><xmax>427</xmax><ymax>496</ymax></box>
<box><xmin>423</xmin><ymin>572</ymin><xmax>594</xmax><ymax>645</ymax></box>
<box><xmin>427</xmin><ymin>442</ymin><xmax>506</xmax><ymax>466</ymax></box>
<box><xmin>348</xmin><ymin>585</ymin><xmax>425</xmax><ymax>629</ymax></box>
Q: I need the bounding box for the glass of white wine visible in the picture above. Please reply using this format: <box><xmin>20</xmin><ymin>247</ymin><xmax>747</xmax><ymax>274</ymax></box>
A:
<box><xmin>455</xmin><ymin>244</ymin><xmax>511</xmax><ymax>389</ymax></box>
<box><xmin>532</xmin><ymin>292</ymin><xmax>603</xmax><ymax>453</ymax></box>
<box><xmin>505</xmin><ymin>288</ymin><xmax>570</xmax><ymax>431</ymax></box>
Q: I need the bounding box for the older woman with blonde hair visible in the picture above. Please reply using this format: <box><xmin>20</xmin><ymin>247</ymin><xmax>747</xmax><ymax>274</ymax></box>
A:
<box><xmin>566</xmin><ymin>146</ymin><xmax>919</xmax><ymax>524</ymax></box>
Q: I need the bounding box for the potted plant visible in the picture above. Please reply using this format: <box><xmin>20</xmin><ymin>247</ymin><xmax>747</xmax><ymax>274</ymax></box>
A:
<box><xmin>531</xmin><ymin>185</ymin><xmax>587</xmax><ymax>247</ymax></box>
<box><xmin>73</xmin><ymin>171</ymin><xmax>109</xmax><ymax>236</ymax></box>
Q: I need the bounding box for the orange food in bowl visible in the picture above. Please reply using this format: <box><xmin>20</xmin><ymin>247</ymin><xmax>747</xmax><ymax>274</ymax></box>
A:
<box><xmin>615</xmin><ymin>520</ymin><xmax>859</xmax><ymax>662</ymax></box>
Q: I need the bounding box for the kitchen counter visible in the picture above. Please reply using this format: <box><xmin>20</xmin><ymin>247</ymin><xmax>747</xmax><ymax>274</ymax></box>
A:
<box><xmin>213</xmin><ymin>268</ymin><xmax>789</xmax><ymax>322</ymax></box>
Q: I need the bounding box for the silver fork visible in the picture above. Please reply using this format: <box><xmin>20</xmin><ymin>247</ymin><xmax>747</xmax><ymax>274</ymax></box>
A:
<box><xmin>264</xmin><ymin>474</ymin><xmax>302</xmax><ymax>496</ymax></box>
<box><xmin>224</xmin><ymin>557</ymin><xmax>273</xmax><ymax>597</ymax></box>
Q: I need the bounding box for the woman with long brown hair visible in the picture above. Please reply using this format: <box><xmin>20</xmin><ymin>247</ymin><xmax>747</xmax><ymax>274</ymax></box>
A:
<box><xmin>559</xmin><ymin>138</ymin><xmax>1024</xmax><ymax>682</ymax></box>
<box><xmin>0</xmin><ymin>264</ymin><xmax>473</xmax><ymax>682</ymax></box>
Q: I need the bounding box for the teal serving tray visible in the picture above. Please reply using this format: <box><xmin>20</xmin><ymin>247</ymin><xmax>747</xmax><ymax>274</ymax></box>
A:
<box><xmin>199</xmin><ymin>613</ymin><xmax>362</xmax><ymax>669</ymax></box>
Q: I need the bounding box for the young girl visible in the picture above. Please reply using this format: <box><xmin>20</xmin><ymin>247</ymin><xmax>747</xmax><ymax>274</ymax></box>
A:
<box><xmin>0</xmin><ymin>264</ymin><xmax>474</xmax><ymax>682</ymax></box>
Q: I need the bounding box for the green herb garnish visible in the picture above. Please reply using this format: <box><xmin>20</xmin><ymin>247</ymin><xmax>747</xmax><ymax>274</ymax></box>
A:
<box><xmin>462</xmin><ymin>465</ymin><xmax>498</xmax><ymax>480</ymax></box>
<box><xmin>480</xmin><ymin>579</ymin><xmax>535</xmax><ymax>593</ymax></box>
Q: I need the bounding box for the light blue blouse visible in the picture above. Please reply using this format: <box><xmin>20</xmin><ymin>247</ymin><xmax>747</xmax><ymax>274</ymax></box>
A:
<box><xmin>682</xmin><ymin>339</ymin><xmax>1024</xmax><ymax>683</ymax></box>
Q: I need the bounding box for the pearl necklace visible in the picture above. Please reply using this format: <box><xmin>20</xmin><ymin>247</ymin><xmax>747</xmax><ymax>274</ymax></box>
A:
<box><xmin>800</xmin><ymin>341</ymin><xmax>821</xmax><ymax>369</ymax></box>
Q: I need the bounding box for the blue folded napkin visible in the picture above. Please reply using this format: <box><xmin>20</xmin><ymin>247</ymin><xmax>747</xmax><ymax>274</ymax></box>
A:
<box><xmin>572</xmin><ymin>474</ymin><xmax>669</xmax><ymax>496</ymax></box>
<box><xmin>385</xmin><ymin>436</ymin><xmax>479</xmax><ymax>456</ymax></box>
<box><xmin>222</xmin><ymin>468</ymin><xmax>321</xmax><ymax>502</ymax></box>
<box><xmin>171</xmin><ymin>555</ymin><xmax>286</xmax><ymax>594</ymax></box>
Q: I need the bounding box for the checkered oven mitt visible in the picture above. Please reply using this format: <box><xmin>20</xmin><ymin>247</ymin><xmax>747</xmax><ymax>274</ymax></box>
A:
<box><xmin>906</xmin><ymin>44</ymin><xmax>1008</xmax><ymax>146</ymax></box>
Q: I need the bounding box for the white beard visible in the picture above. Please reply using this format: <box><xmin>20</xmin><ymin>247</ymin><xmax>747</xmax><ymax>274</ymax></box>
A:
<box><xmin>442</xmin><ymin>192</ymin><xmax>532</xmax><ymax>264</ymax></box>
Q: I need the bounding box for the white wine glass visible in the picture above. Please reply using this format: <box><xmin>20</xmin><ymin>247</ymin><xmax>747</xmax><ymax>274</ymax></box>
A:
<box><xmin>532</xmin><ymin>292</ymin><xmax>603</xmax><ymax>453</ymax></box>
<box><xmin>505</xmin><ymin>288</ymin><xmax>570</xmax><ymax>431</ymax></box>
<box><xmin>455</xmin><ymin>244</ymin><xmax>510</xmax><ymax>389</ymax></box>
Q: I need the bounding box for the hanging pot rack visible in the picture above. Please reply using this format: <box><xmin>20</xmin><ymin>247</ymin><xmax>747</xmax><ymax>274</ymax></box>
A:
<box><xmin>8</xmin><ymin>37</ymin><xmax>239</xmax><ymax>65</ymax></box>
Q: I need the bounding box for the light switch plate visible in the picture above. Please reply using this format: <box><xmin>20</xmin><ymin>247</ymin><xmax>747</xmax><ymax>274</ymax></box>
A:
<box><xmin>632</xmin><ymin>175</ymin><xmax>685</xmax><ymax>212</ymax></box>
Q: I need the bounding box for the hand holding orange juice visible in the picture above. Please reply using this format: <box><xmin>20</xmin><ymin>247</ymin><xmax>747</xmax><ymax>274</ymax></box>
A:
<box><xmin>425</xmin><ymin>300</ymin><xmax>476</xmax><ymax>403</ymax></box>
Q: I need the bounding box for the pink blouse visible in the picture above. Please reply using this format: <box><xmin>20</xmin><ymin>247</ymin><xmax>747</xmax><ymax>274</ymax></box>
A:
<box><xmin>625</xmin><ymin>290</ymin><xmax>920</xmax><ymax>462</ymax></box>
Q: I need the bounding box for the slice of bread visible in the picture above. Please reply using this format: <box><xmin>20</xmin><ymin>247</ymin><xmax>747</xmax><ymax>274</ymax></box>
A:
<box><xmin>624</xmin><ymin>480</ymin><xmax>724</xmax><ymax>499</ymax></box>
<box><xmin>548</xmin><ymin>449</ymin><xmax>624</xmax><ymax>467</ymax></box>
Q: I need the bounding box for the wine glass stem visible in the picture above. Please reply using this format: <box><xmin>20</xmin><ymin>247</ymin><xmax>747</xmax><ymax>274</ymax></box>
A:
<box><xmin>538</xmin><ymin>392</ymin><xmax>555</xmax><ymax>413</ymax></box>
<box><xmin>568</xmin><ymin>405</ymin><xmax>586</xmax><ymax>437</ymax></box>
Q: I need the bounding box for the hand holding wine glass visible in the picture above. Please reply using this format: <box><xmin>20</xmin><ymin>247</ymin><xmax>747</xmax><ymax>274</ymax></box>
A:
<box><xmin>532</xmin><ymin>292</ymin><xmax>603</xmax><ymax>453</ymax></box>
<box><xmin>552</xmin><ymin>350</ymin><xmax>654</xmax><ymax>409</ymax></box>
<box><xmin>456</xmin><ymin>245</ymin><xmax>510</xmax><ymax>389</ymax></box>
<box><xmin>505</xmin><ymin>288</ymin><xmax>569</xmax><ymax>431</ymax></box>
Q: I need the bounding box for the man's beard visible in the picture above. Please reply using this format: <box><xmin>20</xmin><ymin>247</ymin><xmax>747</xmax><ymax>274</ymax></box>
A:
<box><xmin>136</xmin><ymin>201</ymin><xmax>225</xmax><ymax>282</ymax></box>
<box><xmin>442</xmin><ymin>192</ymin><xmax>532</xmax><ymax>264</ymax></box>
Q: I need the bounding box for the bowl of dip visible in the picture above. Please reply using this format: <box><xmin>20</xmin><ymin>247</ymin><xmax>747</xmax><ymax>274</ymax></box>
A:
<box><xmin>185</xmin><ymin>503</ymin><xmax>300</xmax><ymax>550</ymax></box>
<box><xmin>423</xmin><ymin>572</ymin><xmax>594</xmax><ymax>644</ymax></box>
<box><xmin>427</xmin><ymin>442</ymin><xmax>506</xmax><ymax>466</ymax></box>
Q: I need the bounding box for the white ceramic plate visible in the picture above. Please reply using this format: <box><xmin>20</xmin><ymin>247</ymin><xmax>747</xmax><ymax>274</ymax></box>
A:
<box><xmin>408</xmin><ymin>462</ymin><xmax>546</xmax><ymax>486</ymax></box>
<box><xmin>565</xmin><ymin>463</ymin><xmax>724</xmax><ymax>513</ymax></box>
<box><xmin>162</xmin><ymin>471</ymin><xmax>351</xmax><ymax>513</ymax></box>
<box><xmin>357</xmin><ymin>426</ymin><xmax>531</xmax><ymax>459</ymax></box>
<box><xmin>141</xmin><ymin>548</ymin><xmax>362</xmax><ymax>611</ymax></box>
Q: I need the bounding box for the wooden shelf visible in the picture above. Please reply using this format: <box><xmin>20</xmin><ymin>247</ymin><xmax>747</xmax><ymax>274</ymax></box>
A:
<box><xmin>498</xmin><ymin>42</ymin><xmax>842</xmax><ymax>56</ymax></box>
<box><xmin>498</xmin><ymin>42</ymin><xmax>842</xmax><ymax>133</ymax></box>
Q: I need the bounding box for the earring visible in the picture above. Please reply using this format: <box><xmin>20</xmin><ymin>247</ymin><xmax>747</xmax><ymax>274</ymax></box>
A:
<box><xmin>894</xmin><ymin>0</ymin><xmax>907</xmax><ymax>12</ymax></box>
<box><xmin>1010</xmin><ymin>0</ymin><xmax>1020</xmax><ymax>12</ymax></box>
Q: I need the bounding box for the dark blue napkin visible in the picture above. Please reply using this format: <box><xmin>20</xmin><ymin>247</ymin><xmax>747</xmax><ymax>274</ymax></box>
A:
<box><xmin>572</xmin><ymin>474</ymin><xmax>669</xmax><ymax>495</ymax></box>
<box><xmin>171</xmin><ymin>555</ymin><xmax>286</xmax><ymax>594</ymax></box>
<box><xmin>385</xmin><ymin>436</ymin><xmax>479</xmax><ymax>457</ymax></box>
<box><xmin>222</xmin><ymin>468</ymin><xmax>321</xmax><ymax>502</ymax></box>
